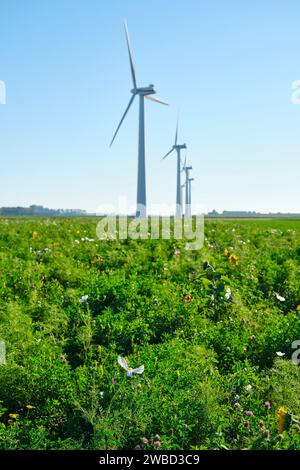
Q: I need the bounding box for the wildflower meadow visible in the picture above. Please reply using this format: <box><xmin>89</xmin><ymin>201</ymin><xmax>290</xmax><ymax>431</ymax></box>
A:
<box><xmin>0</xmin><ymin>217</ymin><xmax>300</xmax><ymax>450</ymax></box>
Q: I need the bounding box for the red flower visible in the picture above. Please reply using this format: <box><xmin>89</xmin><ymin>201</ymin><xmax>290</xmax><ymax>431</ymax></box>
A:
<box><xmin>185</xmin><ymin>295</ymin><xmax>191</xmax><ymax>303</ymax></box>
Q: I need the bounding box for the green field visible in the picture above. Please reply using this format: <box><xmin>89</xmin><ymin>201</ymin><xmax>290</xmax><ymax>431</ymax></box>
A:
<box><xmin>0</xmin><ymin>217</ymin><xmax>300</xmax><ymax>450</ymax></box>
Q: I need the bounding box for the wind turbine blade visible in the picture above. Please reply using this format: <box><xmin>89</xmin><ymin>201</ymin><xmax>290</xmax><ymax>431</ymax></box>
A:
<box><xmin>110</xmin><ymin>94</ymin><xmax>135</xmax><ymax>147</ymax></box>
<box><xmin>175</xmin><ymin>118</ymin><xmax>178</xmax><ymax>145</ymax></box>
<box><xmin>161</xmin><ymin>148</ymin><xmax>174</xmax><ymax>160</ymax></box>
<box><xmin>145</xmin><ymin>95</ymin><xmax>169</xmax><ymax>106</ymax></box>
<box><xmin>124</xmin><ymin>21</ymin><xmax>137</xmax><ymax>89</ymax></box>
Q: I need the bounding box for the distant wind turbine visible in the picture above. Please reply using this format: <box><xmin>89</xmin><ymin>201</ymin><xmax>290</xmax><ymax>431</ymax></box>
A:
<box><xmin>182</xmin><ymin>154</ymin><xmax>192</xmax><ymax>217</ymax></box>
<box><xmin>162</xmin><ymin>120</ymin><xmax>186</xmax><ymax>218</ymax></box>
<box><xmin>110</xmin><ymin>21</ymin><xmax>168</xmax><ymax>217</ymax></box>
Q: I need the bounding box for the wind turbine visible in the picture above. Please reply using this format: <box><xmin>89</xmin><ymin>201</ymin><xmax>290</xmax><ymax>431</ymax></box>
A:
<box><xmin>161</xmin><ymin>120</ymin><xmax>186</xmax><ymax>218</ymax></box>
<box><xmin>182</xmin><ymin>155</ymin><xmax>192</xmax><ymax>217</ymax></box>
<box><xmin>110</xmin><ymin>21</ymin><xmax>168</xmax><ymax>218</ymax></box>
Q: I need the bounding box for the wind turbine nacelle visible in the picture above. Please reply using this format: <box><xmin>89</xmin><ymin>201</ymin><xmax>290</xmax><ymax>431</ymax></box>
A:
<box><xmin>175</xmin><ymin>144</ymin><xmax>187</xmax><ymax>150</ymax></box>
<box><xmin>186</xmin><ymin>166</ymin><xmax>192</xmax><ymax>170</ymax></box>
<box><xmin>133</xmin><ymin>85</ymin><xmax>156</xmax><ymax>96</ymax></box>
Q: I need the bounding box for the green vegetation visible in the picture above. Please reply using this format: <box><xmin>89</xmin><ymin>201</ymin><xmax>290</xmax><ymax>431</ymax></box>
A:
<box><xmin>0</xmin><ymin>217</ymin><xmax>300</xmax><ymax>450</ymax></box>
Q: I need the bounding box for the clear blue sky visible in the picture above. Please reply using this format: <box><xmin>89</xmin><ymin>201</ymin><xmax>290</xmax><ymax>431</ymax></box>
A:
<box><xmin>1</xmin><ymin>0</ymin><xmax>300</xmax><ymax>213</ymax></box>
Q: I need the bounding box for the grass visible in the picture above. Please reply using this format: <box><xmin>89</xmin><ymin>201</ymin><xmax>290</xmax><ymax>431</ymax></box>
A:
<box><xmin>0</xmin><ymin>217</ymin><xmax>299</xmax><ymax>450</ymax></box>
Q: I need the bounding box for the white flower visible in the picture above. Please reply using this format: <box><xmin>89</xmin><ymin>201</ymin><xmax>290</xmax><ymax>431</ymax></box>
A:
<box><xmin>117</xmin><ymin>356</ymin><xmax>144</xmax><ymax>378</ymax></box>
<box><xmin>80</xmin><ymin>236</ymin><xmax>94</xmax><ymax>242</ymax></box>
<box><xmin>75</xmin><ymin>239</ymin><xmax>80</xmax><ymax>244</ymax></box>
<box><xmin>245</xmin><ymin>384</ymin><xmax>253</xmax><ymax>394</ymax></box>
<box><xmin>276</xmin><ymin>351</ymin><xmax>285</xmax><ymax>357</ymax></box>
<box><xmin>225</xmin><ymin>288</ymin><xmax>232</xmax><ymax>300</ymax></box>
<box><xmin>79</xmin><ymin>295</ymin><xmax>88</xmax><ymax>304</ymax></box>
<box><xmin>276</xmin><ymin>293</ymin><xmax>286</xmax><ymax>302</ymax></box>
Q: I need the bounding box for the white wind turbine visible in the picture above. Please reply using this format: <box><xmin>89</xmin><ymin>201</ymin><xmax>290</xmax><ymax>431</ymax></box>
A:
<box><xmin>110</xmin><ymin>21</ymin><xmax>168</xmax><ymax>217</ymax></box>
<box><xmin>161</xmin><ymin>120</ymin><xmax>186</xmax><ymax>218</ymax></box>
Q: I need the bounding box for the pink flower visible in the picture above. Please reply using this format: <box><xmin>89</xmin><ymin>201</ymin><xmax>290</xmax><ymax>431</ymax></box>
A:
<box><xmin>174</xmin><ymin>250</ymin><xmax>181</xmax><ymax>256</ymax></box>
<box><xmin>234</xmin><ymin>402</ymin><xmax>240</xmax><ymax>408</ymax></box>
<box><xmin>142</xmin><ymin>437</ymin><xmax>148</xmax><ymax>444</ymax></box>
<box><xmin>244</xmin><ymin>410</ymin><xmax>253</xmax><ymax>417</ymax></box>
<box><xmin>243</xmin><ymin>367</ymin><xmax>248</xmax><ymax>373</ymax></box>
<box><xmin>264</xmin><ymin>401</ymin><xmax>271</xmax><ymax>410</ymax></box>
<box><xmin>111</xmin><ymin>378</ymin><xmax>117</xmax><ymax>384</ymax></box>
<box><xmin>153</xmin><ymin>441</ymin><xmax>161</xmax><ymax>447</ymax></box>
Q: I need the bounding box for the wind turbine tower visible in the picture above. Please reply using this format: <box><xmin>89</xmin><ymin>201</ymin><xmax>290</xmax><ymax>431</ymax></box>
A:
<box><xmin>188</xmin><ymin>177</ymin><xmax>194</xmax><ymax>216</ymax></box>
<box><xmin>110</xmin><ymin>22</ymin><xmax>168</xmax><ymax>217</ymax></box>
<box><xmin>162</xmin><ymin>120</ymin><xmax>186</xmax><ymax>218</ymax></box>
<box><xmin>181</xmin><ymin>182</ymin><xmax>185</xmax><ymax>215</ymax></box>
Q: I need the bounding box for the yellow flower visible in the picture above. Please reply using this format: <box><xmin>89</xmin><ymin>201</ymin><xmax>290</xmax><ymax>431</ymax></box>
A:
<box><xmin>8</xmin><ymin>419</ymin><xmax>16</xmax><ymax>425</ymax></box>
<box><xmin>8</xmin><ymin>413</ymin><xmax>19</xmax><ymax>419</ymax></box>
<box><xmin>277</xmin><ymin>406</ymin><xmax>288</xmax><ymax>434</ymax></box>
<box><xmin>296</xmin><ymin>305</ymin><xmax>300</xmax><ymax>311</ymax></box>
<box><xmin>31</xmin><ymin>231</ymin><xmax>38</xmax><ymax>238</ymax></box>
<box><xmin>223</xmin><ymin>249</ymin><xmax>229</xmax><ymax>256</ymax></box>
<box><xmin>92</xmin><ymin>254</ymin><xmax>102</xmax><ymax>264</ymax></box>
<box><xmin>229</xmin><ymin>254</ymin><xmax>239</xmax><ymax>265</ymax></box>
<box><xmin>25</xmin><ymin>405</ymin><xmax>34</xmax><ymax>409</ymax></box>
